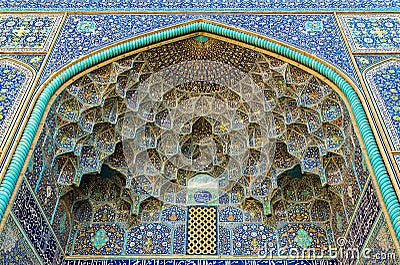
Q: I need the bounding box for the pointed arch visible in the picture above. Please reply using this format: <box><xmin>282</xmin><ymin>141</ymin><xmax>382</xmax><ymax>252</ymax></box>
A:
<box><xmin>0</xmin><ymin>19</ymin><xmax>399</xmax><ymax>245</ymax></box>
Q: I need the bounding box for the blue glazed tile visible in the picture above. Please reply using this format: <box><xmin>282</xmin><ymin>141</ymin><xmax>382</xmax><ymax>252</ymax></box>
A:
<box><xmin>0</xmin><ymin>0</ymin><xmax>399</xmax><ymax>11</ymax></box>
<box><xmin>0</xmin><ymin>213</ymin><xmax>41</xmax><ymax>264</ymax></box>
<box><xmin>38</xmin><ymin>14</ymin><xmax>360</xmax><ymax>88</ymax></box>
<box><xmin>38</xmin><ymin>14</ymin><xmax>199</xmax><ymax>86</ymax></box>
<box><xmin>126</xmin><ymin>224</ymin><xmax>171</xmax><ymax>255</ymax></box>
<box><xmin>0</xmin><ymin>54</ymin><xmax>45</xmax><ymax>71</ymax></box>
<box><xmin>0</xmin><ymin>58</ymin><xmax>34</xmax><ymax>145</ymax></box>
<box><xmin>72</xmin><ymin>223</ymin><xmax>125</xmax><ymax>255</ymax></box>
<box><xmin>338</xmin><ymin>14</ymin><xmax>400</xmax><ymax>53</ymax></box>
<box><xmin>12</xmin><ymin>179</ymin><xmax>64</xmax><ymax>264</ymax></box>
<box><xmin>354</xmin><ymin>54</ymin><xmax>400</xmax><ymax>72</ymax></box>
<box><xmin>364</xmin><ymin>59</ymin><xmax>400</xmax><ymax>150</ymax></box>
<box><xmin>0</xmin><ymin>14</ymin><xmax>62</xmax><ymax>52</ymax></box>
<box><xmin>206</xmin><ymin>14</ymin><xmax>359</xmax><ymax>84</ymax></box>
<box><xmin>338</xmin><ymin>178</ymin><xmax>380</xmax><ymax>264</ymax></box>
<box><xmin>1</xmin><ymin>14</ymin><xmax>391</xmax><ymax>261</ymax></box>
<box><xmin>395</xmin><ymin>155</ymin><xmax>400</xmax><ymax>173</ymax></box>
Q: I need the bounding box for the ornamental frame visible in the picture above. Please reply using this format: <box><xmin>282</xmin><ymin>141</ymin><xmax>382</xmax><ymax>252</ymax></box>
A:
<box><xmin>0</xmin><ymin>19</ymin><xmax>398</xmax><ymax>252</ymax></box>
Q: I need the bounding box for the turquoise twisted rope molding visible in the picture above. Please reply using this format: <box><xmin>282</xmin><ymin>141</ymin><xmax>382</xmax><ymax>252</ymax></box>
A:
<box><xmin>0</xmin><ymin>20</ymin><xmax>399</xmax><ymax>242</ymax></box>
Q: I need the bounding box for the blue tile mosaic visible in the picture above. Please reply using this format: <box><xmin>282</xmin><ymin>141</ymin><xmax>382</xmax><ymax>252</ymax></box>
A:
<box><xmin>1</xmin><ymin>10</ymin><xmax>398</xmax><ymax>263</ymax></box>
<box><xmin>72</xmin><ymin>224</ymin><xmax>125</xmax><ymax>255</ymax></box>
<box><xmin>0</xmin><ymin>58</ymin><xmax>34</xmax><ymax>146</ymax></box>
<box><xmin>232</xmin><ymin>224</ymin><xmax>277</xmax><ymax>256</ymax></box>
<box><xmin>0</xmin><ymin>0</ymin><xmax>399</xmax><ymax>11</ymax></box>
<box><xmin>354</xmin><ymin>54</ymin><xmax>400</xmax><ymax>72</ymax></box>
<box><xmin>12</xmin><ymin>178</ymin><xmax>64</xmax><ymax>264</ymax></box>
<box><xmin>0</xmin><ymin>14</ymin><xmax>62</xmax><ymax>52</ymax></box>
<box><xmin>207</xmin><ymin>14</ymin><xmax>359</xmax><ymax>84</ymax></box>
<box><xmin>19</xmin><ymin>35</ymin><xmax>382</xmax><ymax>260</ymax></box>
<box><xmin>338</xmin><ymin>178</ymin><xmax>380</xmax><ymax>264</ymax></box>
<box><xmin>39</xmin><ymin>14</ymin><xmax>197</xmax><ymax>86</ymax></box>
<box><xmin>358</xmin><ymin>212</ymin><xmax>400</xmax><ymax>264</ymax></box>
<box><xmin>0</xmin><ymin>213</ymin><xmax>41</xmax><ymax>264</ymax></box>
<box><xmin>338</xmin><ymin>14</ymin><xmax>400</xmax><ymax>53</ymax></box>
<box><xmin>0</xmin><ymin>54</ymin><xmax>45</xmax><ymax>71</ymax></box>
<box><xmin>39</xmin><ymin>14</ymin><xmax>360</xmax><ymax>87</ymax></box>
<box><xmin>364</xmin><ymin>59</ymin><xmax>400</xmax><ymax>151</ymax></box>
<box><xmin>395</xmin><ymin>155</ymin><xmax>400</xmax><ymax>171</ymax></box>
<box><xmin>127</xmin><ymin>224</ymin><xmax>171</xmax><ymax>255</ymax></box>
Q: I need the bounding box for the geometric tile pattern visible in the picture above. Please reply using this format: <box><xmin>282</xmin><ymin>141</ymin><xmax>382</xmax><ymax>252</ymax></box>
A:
<box><xmin>364</xmin><ymin>59</ymin><xmax>400</xmax><ymax>150</ymax></box>
<box><xmin>0</xmin><ymin>58</ymin><xmax>34</xmax><ymax>146</ymax></box>
<box><xmin>0</xmin><ymin>14</ymin><xmax>62</xmax><ymax>52</ymax></box>
<box><xmin>338</xmin><ymin>14</ymin><xmax>400</xmax><ymax>53</ymax></box>
<box><xmin>0</xmin><ymin>213</ymin><xmax>40</xmax><ymax>265</ymax></box>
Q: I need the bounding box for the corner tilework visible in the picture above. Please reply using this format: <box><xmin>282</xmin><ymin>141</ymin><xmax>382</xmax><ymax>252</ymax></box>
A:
<box><xmin>0</xmin><ymin>58</ymin><xmax>34</xmax><ymax>145</ymax></box>
<box><xmin>339</xmin><ymin>178</ymin><xmax>380</xmax><ymax>265</ymax></box>
<box><xmin>12</xmin><ymin>179</ymin><xmax>64</xmax><ymax>264</ymax></box>
<box><xmin>207</xmin><ymin>14</ymin><xmax>359</xmax><ymax>84</ymax></box>
<box><xmin>0</xmin><ymin>213</ymin><xmax>40</xmax><ymax>264</ymax></box>
<box><xmin>364</xmin><ymin>59</ymin><xmax>400</xmax><ymax>150</ymax></box>
<box><xmin>0</xmin><ymin>14</ymin><xmax>62</xmax><ymax>52</ymax></box>
<box><xmin>39</xmin><ymin>14</ymin><xmax>197</xmax><ymax>85</ymax></box>
<box><xmin>359</xmin><ymin>213</ymin><xmax>400</xmax><ymax>264</ymax></box>
<box><xmin>39</xmin><ymin>14</ymin><xmax>360</xmax><ymax>87</ymax></box>
<box><xmin>338</xmin><ymin>14</ymin><xmax>400</xmax><ymax>53</ymax></box>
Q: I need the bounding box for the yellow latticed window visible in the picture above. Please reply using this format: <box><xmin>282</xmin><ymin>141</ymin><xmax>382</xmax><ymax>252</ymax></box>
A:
<box><xmin>187</xmin><ymin>206</ymin><xmax>217</xmax><ymax>255</ymax></box>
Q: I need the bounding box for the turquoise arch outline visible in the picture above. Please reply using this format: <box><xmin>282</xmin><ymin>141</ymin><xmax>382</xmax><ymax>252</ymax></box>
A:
<box><xmin>0</xmin><ymin>20</ymin><xmax>399</xmax><ymax>243</ymax></box>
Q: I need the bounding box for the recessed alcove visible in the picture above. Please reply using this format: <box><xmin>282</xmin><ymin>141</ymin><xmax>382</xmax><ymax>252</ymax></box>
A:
<box><xmin>24</xmin><ymin>36</ymin><xmax>371</xmax><ymax>258</ymax></box>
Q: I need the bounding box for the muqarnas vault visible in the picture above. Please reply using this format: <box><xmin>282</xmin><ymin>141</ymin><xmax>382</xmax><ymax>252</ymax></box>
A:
<box><xmin>23</xmin><ymin>36</ymin><xmax>379</xmax><ymax>259</ymax></box>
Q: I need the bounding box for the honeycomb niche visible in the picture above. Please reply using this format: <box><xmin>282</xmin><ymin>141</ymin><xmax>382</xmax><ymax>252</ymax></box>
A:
<box><xmin>25</xmin><ymin>37</ymin><xmax>370</xmax><ymax>257</ymax></box>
